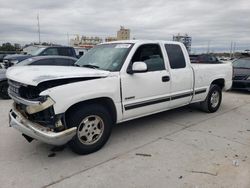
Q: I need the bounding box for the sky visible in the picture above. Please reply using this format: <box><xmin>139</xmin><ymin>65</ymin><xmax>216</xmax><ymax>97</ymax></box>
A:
<box><xmin>0</xmin><ymin>0</ymin><xmax>250</xmax><ymax>53</ymax></box>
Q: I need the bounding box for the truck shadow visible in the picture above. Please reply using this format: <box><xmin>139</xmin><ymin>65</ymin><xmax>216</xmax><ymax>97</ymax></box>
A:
<box><xmin>45</xmin><ymin>105</ymin><xmax>203</xmax><ymax>157</ymax></box>
<box><xmin>229</xmin><ymin>89</ymin><xmax>249</xmax><ymax>95</ymax></box>
<box><xmin>38</xmin><ymin>90</ymin><xmax>249</xmax><ymax>157</ymax></box>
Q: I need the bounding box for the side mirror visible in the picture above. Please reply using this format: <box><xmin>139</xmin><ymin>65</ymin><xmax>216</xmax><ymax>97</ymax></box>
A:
<box><xmin>128</xmin><ymin>61</ymin><xmax>147</xmax><ymax>74</ymax></box>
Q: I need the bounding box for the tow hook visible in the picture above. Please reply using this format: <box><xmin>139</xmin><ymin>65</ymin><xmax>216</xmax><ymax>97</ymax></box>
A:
<box><xmin>22</xmin><ymin>134</ymin><xmax>34</xmax><ymax>143</ymax></box>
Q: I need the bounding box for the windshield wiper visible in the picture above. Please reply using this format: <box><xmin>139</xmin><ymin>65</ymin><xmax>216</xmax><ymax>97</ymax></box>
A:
<box><xmin>82</xmin><ymin>64</ymin><xmax>100</xmax><ymax>69</ymax></box>
<box><xmin>74</xmin><ymin>64</ymin><xmax>80</xmax><ymax>67</ymax></box>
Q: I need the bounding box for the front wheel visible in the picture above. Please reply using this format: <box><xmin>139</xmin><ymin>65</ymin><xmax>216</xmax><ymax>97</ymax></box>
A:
<box><xmin>67</xmin><ymin>104</ymin><xmax>113</xmax><ymax>155</ymax></box>
<box><xmin>200</xmin><ymin>84</ymin><xmax>222</xmax><ymax>113</ymax></box>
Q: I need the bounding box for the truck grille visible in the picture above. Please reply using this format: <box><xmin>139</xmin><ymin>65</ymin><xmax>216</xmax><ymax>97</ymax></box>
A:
<box><xmin>8</xmin><ymin>80</ymin><xmax>22</xmax><ymax>97</ymax></box>
<box><xmin>8</xmin><ymin>80</ymin><xmax>42</xmax><ymax>100</ymax></box>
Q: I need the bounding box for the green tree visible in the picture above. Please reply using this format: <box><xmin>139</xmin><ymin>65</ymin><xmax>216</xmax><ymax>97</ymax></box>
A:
<box><xmin>0</xmin><ymin>43</ymin><xmax>17</xmax><ymax>51</ymax></box>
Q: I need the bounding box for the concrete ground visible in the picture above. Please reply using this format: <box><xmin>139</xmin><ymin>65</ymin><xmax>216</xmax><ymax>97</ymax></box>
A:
<box><xmin>0</xmin><ymin>91</ymin><xmax>250</xmax><ymax>188</ymax></box>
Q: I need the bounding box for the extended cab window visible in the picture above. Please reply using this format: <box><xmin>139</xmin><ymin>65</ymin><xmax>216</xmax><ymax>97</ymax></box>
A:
<box><xmin>132</xmin><ymin>44</ymin><xmax>165</xmax><ymax>71</ymax></box>
<box><xmin>165</xmin><ymin>44</ymin><xmax>186</xmax><ymax>69</ymax></box>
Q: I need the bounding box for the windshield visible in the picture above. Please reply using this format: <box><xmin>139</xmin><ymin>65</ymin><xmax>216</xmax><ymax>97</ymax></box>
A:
<box><xmin>233</xmin><ymin>58</ymin><xmax>250</xmax><ymax>69</ymax></box>
<box><xmin>29</xmin><ymin>47</ymin><xmax>46</xmax><ymax>56</ymax></box>
<box><xmin>75</xmin><ymin>43</ymin><xmax>133</xmax><ymax>71</ymax></box>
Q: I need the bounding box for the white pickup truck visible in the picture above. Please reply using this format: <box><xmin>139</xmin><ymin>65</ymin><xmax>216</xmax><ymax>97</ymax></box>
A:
<box><xmin>7</xmin><ymin>40</ymin><xmax>232</xmax><ymax>154</ymax></box>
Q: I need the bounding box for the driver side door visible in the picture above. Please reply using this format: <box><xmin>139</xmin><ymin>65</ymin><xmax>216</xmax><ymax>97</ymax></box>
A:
<box><xmin>121</xmin><ymin>44</ymin><xmax>171</xmax><ymax>120</ymax></box>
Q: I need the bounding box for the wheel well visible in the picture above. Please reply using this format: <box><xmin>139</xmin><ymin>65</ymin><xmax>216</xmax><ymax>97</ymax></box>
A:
<box><xmin>0</xmin><ymin>79</ymin><xmax>8</xmax><ymax>84</ymax></box>
<box><xmin>0</xmin><ymin>80</ymin><xmax>8</xmax><ymax>88</ymax></box>
<box><xmin>65</xmin><ymin>97</ymin><xmax>117</xmax><ymax>124</ymax></box>
<box><xmin>211</xmin><ymin>79</ymin><xmax>225</xmax><ymax>89</ymax></box>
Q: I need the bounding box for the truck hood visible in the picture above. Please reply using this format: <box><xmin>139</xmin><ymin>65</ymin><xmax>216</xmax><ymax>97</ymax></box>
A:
<box><xmin>6</xmin><ymin>66</ymin><xmax>110</xmax><ymax>86</ymax></box>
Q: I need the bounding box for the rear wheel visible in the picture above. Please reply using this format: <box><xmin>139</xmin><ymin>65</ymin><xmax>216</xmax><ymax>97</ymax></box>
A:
<box><xmin>0</xmin><ymin>81</ymin><xmax>10</xmax><ymax>99</ymax></box>
<box><xmin>200</xmin><ymin>84</ymin><xmax>222</xmax><ymax>113</ymax></box>
<box><xmin>67</xmin><ymin>104</ymin><xmax>112</xmax><ymax>155</ymax></box>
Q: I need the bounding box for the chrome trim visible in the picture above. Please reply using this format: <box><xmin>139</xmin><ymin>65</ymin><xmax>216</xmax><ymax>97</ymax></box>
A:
<box><xmin>8</xmin><ymin>90</ymin><xmax>41</xmax><ymax>106</ymax></box>
<box><xmin>9</xmin><ymin>105</ymin><xmax>77</xmax><ymax>146</ymax></box>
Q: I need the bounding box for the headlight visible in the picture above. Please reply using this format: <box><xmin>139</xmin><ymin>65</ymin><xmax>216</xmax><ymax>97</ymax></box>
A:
<box><xmin>10</xmin><ymin>60</ymin><xmax>19</xmax><ymax>64</ymax></box>
<box><xmin>26</xmin><ymin>97</ymin><xmax>55</xmax><ymax>114</ymax></box>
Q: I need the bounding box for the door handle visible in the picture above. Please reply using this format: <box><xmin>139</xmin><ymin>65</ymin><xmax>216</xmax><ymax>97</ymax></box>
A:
<box><xmin>162</xmin><ymin>76</ymin><xmax>170</xmax><ymax>82</ymax></box>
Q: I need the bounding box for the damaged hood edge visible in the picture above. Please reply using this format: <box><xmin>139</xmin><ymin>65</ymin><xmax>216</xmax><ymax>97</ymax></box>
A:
<box><xmin>6</xmin><ymin>66</ymin><xmax>111</xmax><ymax>86</ymax></box>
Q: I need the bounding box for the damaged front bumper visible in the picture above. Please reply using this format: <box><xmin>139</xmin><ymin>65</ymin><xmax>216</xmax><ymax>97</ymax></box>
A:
<box><xmin>9</xmin><ymin>104</ymin><xmax>77</xmax><ymax>146</ymax></box>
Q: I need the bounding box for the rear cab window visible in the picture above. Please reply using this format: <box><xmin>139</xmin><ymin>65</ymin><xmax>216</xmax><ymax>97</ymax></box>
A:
<box><xmin>165</xmin><ymin>44</ymin><xmax>186</xmax><ymax>69</ymax></box>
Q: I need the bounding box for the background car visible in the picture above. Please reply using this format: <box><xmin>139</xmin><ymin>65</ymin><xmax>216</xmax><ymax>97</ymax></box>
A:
<box><xmin>3</xmin><ymin>46</ymin><xmax>77</xmax><ymax>68</ymax></box>
<box><xmin>0</xmin><ymin>51</ymin><xmax>16</xmax><ymax>68</ymax></box>
<box><xmin>232</xmin><ymin>57</ymin><xmax>250</xmax><ymax>91</ymax></box>
<box><xmin>0</xmin><ymin>56</ymin><xmax>78</xmax><ymax>99</ymax></box>
<box><xmin>16</xmin><ymin>56</ymin><xmax>77</xmax><ymax>66</ymax></box>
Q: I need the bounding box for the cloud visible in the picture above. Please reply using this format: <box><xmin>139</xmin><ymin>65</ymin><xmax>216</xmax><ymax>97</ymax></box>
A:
<box><xmin>0</xmin><ymin>0</ymin><xmax>249</xmax><ymax>52</ymax></box>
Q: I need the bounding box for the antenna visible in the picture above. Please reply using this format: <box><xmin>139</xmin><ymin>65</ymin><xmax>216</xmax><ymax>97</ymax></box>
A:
<box><xmin>37</xmin><ymin>13</ymin><xmax>41</xmax><ymax>44</ymax></box>
<box><xmin>233</xmin><ymin>42</ymin><xmax>236</xmax><ymax>58</ymax></box>
<box><xmin>67</xmin><ymin>32</ymin><xmax>69</xmax><ymax>45</ymax></box>
<box><xmin>230</xmin><ymin>41</ymin><xmax>233</xmax><ymax>59</ymax></box>
<box><xmin>207</xmin><ymin>41</ymin><xmax>210</xmax><ymax>54</ymax></box>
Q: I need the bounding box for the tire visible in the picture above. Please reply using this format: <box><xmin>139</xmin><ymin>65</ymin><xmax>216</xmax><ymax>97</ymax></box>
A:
<box><xmin>67</xmin><ymin>104</ymin><xmax>113</xmax><ymax>155</ymax></box>
<box><xmin>200</xmin><ymin>84</ymin><xmax>222</xmax><ymax>113</ymax></box>
<box><xmin>0</xmin><ymin>81</ymin><xmax>10</xmax><ymax>99</ymax></box>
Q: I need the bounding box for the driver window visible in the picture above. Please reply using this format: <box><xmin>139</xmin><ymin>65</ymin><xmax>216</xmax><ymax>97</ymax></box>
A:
<box><xmin>131</xmin><ymin>44</ymin><xmax>165</xmax><ymax>71</ymax></box>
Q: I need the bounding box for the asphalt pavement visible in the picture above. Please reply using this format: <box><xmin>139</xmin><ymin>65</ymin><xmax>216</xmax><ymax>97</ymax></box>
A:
<box><xmin>0</xmin><ymin>91</ymin><xmax>249</xmax><ymax>188</ymax></box>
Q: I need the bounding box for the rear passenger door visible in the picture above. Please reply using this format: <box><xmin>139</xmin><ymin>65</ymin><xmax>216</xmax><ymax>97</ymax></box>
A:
<box><xmin>164</xmin><ymin>44</ymin><xmax>193</xmax><ymax>108</ymax></box>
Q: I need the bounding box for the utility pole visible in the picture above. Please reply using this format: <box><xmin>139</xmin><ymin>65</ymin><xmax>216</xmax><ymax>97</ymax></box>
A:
<box><xmin>230</xmin><ymin>41</ymin><xmax>233</xmax><ymax>59</ymax></box>
<box><xmin>37</xmin><ymin>13</ymin><xmax>41</xmax><ymax>44</ymax></box>
<box><xmin>67</xmin><ymin>32</ymin><xmax>70</xmax><ymax>46</ymax></box>
<box><xmin>233</xmin><ymin>42</ymin><xmax>236</xmax><ymax>58</ymax></box>
<box><xmin>207</xmin><ymin>41</ymin><xmax>210</xmax><ymax>54</ymax></box>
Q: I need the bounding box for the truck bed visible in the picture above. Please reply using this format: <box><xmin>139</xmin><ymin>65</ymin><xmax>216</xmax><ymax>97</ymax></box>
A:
<box><xmin>191</xmin><ymin>63</ymin><xmax>232</xmax><ymax>91</ymax></box>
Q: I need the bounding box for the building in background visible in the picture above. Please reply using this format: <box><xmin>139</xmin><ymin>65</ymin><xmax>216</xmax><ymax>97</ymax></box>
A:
<box><xmin>70</xmin><ymin>35</ymin><xmax>103</xmax><ymax>49</ymax></box>
<box><xmin>105</xmin><ymin>26</ymin><xmax>130</xmax><ymax>42</ymax></box>
<box><xmin>70</xmin><ymin>26</ymin><xmax>131</xmax><ymax>48</ymax></box>
<box><xmin>117</xmin><ymin>26</ymin><xmax>130</xmax><ymax>40</ymax></box>
<box><xmin>173</xmin><ymin>34</ymin><xmax>192</xmax><ymax>54</ymax></box>
<box><xmin>105</xmin><ymin>37</ymin><xmax>118</xmax><ymax>42</ymax></box>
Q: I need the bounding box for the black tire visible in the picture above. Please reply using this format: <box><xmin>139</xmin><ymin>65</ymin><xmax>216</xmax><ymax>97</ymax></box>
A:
<box><xmin>67</xmin><ymin>104</ymin><xmax>113</xmax><ymax>155</ymax></box>
<box><xmin>0</xmin><ymin>81</ymin><xmax>10</xmax><ymax>99</ymax></box>
<box><xmin>200</xmin><ymin>84</ymin><xmax>222</xmax><ymax>113</ymax></box>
